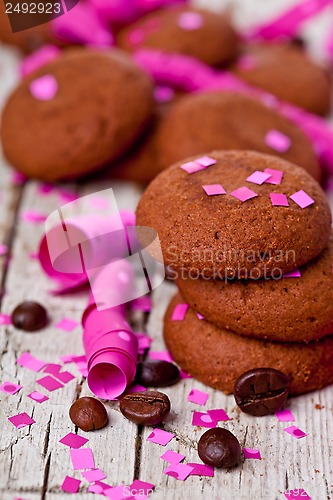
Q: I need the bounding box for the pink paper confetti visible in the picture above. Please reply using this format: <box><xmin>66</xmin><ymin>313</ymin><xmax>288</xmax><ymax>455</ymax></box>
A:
<box><xmin>270</xmin><ymin>193</ymin><xmax>289</xmax><ymax>207</ymax></box>
<box><xmin>178</xmin><ymin>12</ymin><xmax>203</xmax><ymax>30</ymax></box>
<box><xmin>246</xmin><ymin>171</ymin><xmax>271</xmax><ymax>185</ymax></box>
<box><xmin>17</xmin><ymin>352</ymin><xmax>46</xmax><ymax>372</ymax></box>
<box><xmin>29</xmin><ymin>74</ymin><xmax>58</xmax><ymax>101</ymax></box>
<box><xmin>43</xmin><ymin>364</ymin><xmax>75</xmax><ymax>383</ymax></box>
<box><xmin>236</xmin><ymin>54</ymin><xmax>257</xmax><ymax>71</ymax></box>
<box><xmin>128</xmin><ymin>28</ymin><xmax>146</xmax><ymax>46</ymax></box>
<box><xmin>290</xmin><ymin>190</ymin><xmax>315</xmax><ymax>209</ymax></box>
<box><xmin>59</xmin><ymin>432</ymin><xmax>89</xmax><ymax>449</ymax></box>
<box><xmin>21</xmin><ymin>210</ymin><xmax>47</xmax><ymax>223</ymax></box>
<box><xmin>88</xmin><ymin>481</ymin><xmax>112</xmax><ymax>494</ymax></box>
<box><xmin>82</xmin><ymin>468</ymin><xmax>106</xmax><ymax>483</ymax></box>
<box><xmin>147</xmin><ymin>429</ymin><xmax>175</xmax><ymax>446</ymax></box>
<box><xmin>243</xmin><ymin>448</ymin><xmax>261</xmax><ymax>459</ymax></box>
<box><xmin>164</xmin><ymin>463</ymin><xmax>194</xmax><ymax>481</ymax></box>
<box><xmin>207</xmin><ymin>408</ymin><xmax>230</xmax><ymax>421</ymax></box>
<box><xmin>61</xmin><ymin>476</ymin><xmax>81</xmax><ymax>494</ymax></box>
<box><xmin>160</xmin><ymin>450</ymin><xmax>185</xmax><ymax>464</ymax></box>
<box><xmin>27</xmin><ymin>391</ymin><xmax>49</xmax><ymax>403</ymax></box>
<box><xmin>196</xmin><ymin>312</ymin><xmax>204</xmax><ymax>320</ymax></box>
<box><xmin>202</xmin><ymin>184</ymin><xmax>226</xmax><ymax>196</ymax></box>
<box><xmin>0</xmin><ymin>244</ymin><xmax>8</xmax><ymax>256</ymax></box>
<box><xmin>0</xmin><ymin>382</ymin><xmax>22</xmax><ymax>395</ymax></box>
<box><xmin>180</xmin><ymin>161</ymin><xmax>207</xmax><ymax>174</ymax></box>
<box><xmin>55</xmin><ymin>318</ymin><xmax>79</xmax><ymax>332</ymax></box>
<box><xmin>129</xmin><ymin>479</ymin><xmax>155</xmax><ymax>496</ymax></box>
<box><xmin>265</xmin><ymin>130</ymin><xmax>291</xmax><ymax>152</ymax></box>
<box><xmin>130</xmin><ymin>295</ymin><xmax>151</xmax><ymax>312</ymax></box>
<box><xmin>192</xmin><ymin>412</ymin><xmax>216</xmax><ymax>428</ymax></box>
<box><xmin>137</xmin><ymin>334</ymin><xmax>152</xmax><ymax>354</ymax></box>
<box><xmin>123</xmin><ymin>383</ymin><xmax>147</xmax><ymax>395</ymax></box>
<box><xmin>38</xmin><ymin>183</ymin><xmax>54</xmax><ymax>195</ymax></box>
<box><xmin>197</xmin><ymin>156</ymin><xmax>217</xmax><ymax>167</ymax></box>
<box><xmin>8</xmin><ymin>412</ymin><xmax>35</xmax><ymax>429</ymax></box>
<box><xmin>264</xmin><ymin>168</ymin><xmax>284</xmax><ymax>185</ymax></box>
<box><xmin>154</xmin><ymin>86</ymin><xmax>175</xmax><ymax>103</ymax></box>
<box><xmin>284</xmin><ymin>489</ymin><xmax>311</xmax><ymax>500</ymax></box>
<box><xmin>283</xmin><ymin>269</ymin><xmax>301</xmax><ymax>278</ymax></box>
<box><xmin>0</xmin><ymin>313</ymin><xmax>11</xmax><ymax>325</ymax></box>
<box><xmin>275</xmin><ymin>409</ymin><xmax>295</xmax><ymax>422</ymax></box>
<box><xmin>230</xmin><ymin>186</ymin><xmax>258</xmax><ymax>202</ymax></box>
<box><xmin>284</xmin><ymin>426</ymin><xmax>307</xmax><ymax>439</ymax></box>
<box><xmin>149</xmin><ymin>351</ymin><xmax>173</xmax><ymax>363</ymax></box>
<box><xmin>171</xmin><ymin>303</ymin><xmax>189</xmax><ymax>321</ymax></box>
<box><xmin>187</xmin><ymin>389</ymin><xmax>209</xmax><ymax>406</ymax></box>
<box><xmin>70</xmin><ymin>448</ymin><xmax>95</xmax><ymax>470</ymax></box>
<box><xmin>180</xmin><ymin>369</ymin><xmax>192</xmax><ymax>379</ymax></box>
<box><xmin>20</xmin><ymin>45</ymin><xmax>60</xmax><ymax>77</ymax></box>
<box><xmin>188</xmin><ymin>463</ymin><xmax>214</xmax><ymax>477</ymax></box>
<box><xmin>36</xmin><ymin>375</ymin><xmax>64</xmax><ymax>392</ymax></box>
<box><xmin>11</xmin><ymin>172</ymin><xmax>27</xmax><ymax>185</ymax></box>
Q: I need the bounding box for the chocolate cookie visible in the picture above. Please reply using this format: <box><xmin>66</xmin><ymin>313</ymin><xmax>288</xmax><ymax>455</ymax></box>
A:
<box><xmin>116</xmin><ymin>6</ymin><xmax>238</xmax><ymax>67</ymax></box>
<box><xmin>176</xmin><ymin>231</ymin><xmax>333</xmax><ymax>343</ymax></box>
<box><xmin>231</xmin><ymin>43</ymin><xmax>331</xmax><ymax>116</ymax></box>
<box><xmin>136</xmin><ymin>150</ymin><xmax>331</xmax><ymax>279</ymax></box>
<box><xmin>1</xmin><ymin>48</ymin><xmax>154</xmax><ymax>181</ymax></box>
<box><xmin>156</xmin><ymin>91</ymin><xmax>321</xmax><ymax>181</ymax></box>
<box><xmin>164</xmin><ymin>293</ymin><xmax>333</xmax><ymax>396</ymax></box>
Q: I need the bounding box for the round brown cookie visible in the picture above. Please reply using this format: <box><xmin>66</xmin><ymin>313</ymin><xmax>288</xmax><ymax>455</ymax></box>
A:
<box><xmin>176</xmin><ymin>231</ymin><xmax>333</xmax><ymax>343</ymax></box>
<box><xmin>231</xmin><ymin>43</ymin><xmax>331</xmax><ymax>116</ymax></box>
<box><xmin>136</xmin><ymin>150</ymin><xmax>331</xmax><ymax>279</ymax></box>
<box><xmin>116</xmin><ymin>6</ymin><xmax>238</xmax><ymax>67</ymax></box>
<box><xmin>1</xmin><ymin>48</ymin><xmax>154</xmax><ymax>182</ymax></box>
<box><xmin>164</xmin><ymin>293</ymin><xmax>333</xmax><ymax>396</ymax></box>
<box><xmin>156</xmin><ymin>91</ymin><xmax>321</xmax><ymax>181</ymax></box>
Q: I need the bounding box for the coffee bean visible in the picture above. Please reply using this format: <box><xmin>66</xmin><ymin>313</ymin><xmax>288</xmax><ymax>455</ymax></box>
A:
<box><xmin>69</xmin><ymin>397</ymin><xmax>108</xmax><ymax>431</ymax></box>
<box><xmin>198</xmin><ymin>428</ymin><xmax>242</xmax><ymax>468</ymax></box>
<box><xmin>120</xmin><ymin>390</ymin><xmax>170</xmax><ymax>426</ymax></box>
<box><xmin>135</xmin><ymin>359</ymin><xmax>180</xmax><ymax>388</ymax></box>
<box><xmin>11</xmin><ymin>301</ymin><xmax>48</xmax><ymax>331</ymax></box>
<box><xmin>234</xmin><ymin>368</ymin><xmax>289</xmax><ymax>416</ymax></box>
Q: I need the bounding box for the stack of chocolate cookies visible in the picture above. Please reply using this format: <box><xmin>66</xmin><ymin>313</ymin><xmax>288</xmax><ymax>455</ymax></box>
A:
<box><xmin>136</xmin><ymin>149</ymin><xmax>333</xmax><ymax>396</ymax></box>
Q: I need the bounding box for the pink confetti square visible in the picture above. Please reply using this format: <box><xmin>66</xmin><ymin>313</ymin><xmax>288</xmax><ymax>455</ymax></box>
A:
<box><xmin>180</xmin><ymin>161</ymin><xmax>206</xmax><ymax>174</ymax></box>
<box><xmin>0</xmin><ymin>313</ymin><xmax>11</xmax><ymax>325</ymax></box>
<box><xmin>128</xmin><ymin>28</ymin><xmax>145</xmax><ymax>46</ymax></box>
<box><xmin>44</xmin><ymin>365</ymin><xmax>76</xmax><ymax>384</ymax></box>
<box><xmin>196</xmin><ymin>313</ymin><xmax>204</xmax><ymax>320</ymax></box>
<box><xmin>0</xmin><ymin>381</ymin><xmax>22</xmax><ymax>395</ymax></box>
<box><xmin>207</xmin><ymin>408</ymin><xmax>230</xmax><ymax>421</ymax></box>
<box><xmin>197</xmin><ymin>156</ymin><xmax>217</xmax><ymax>167</ymax></box>
<box><xmin>284</xmin><ymin>426</ymin><xmax>307</xmax><ymax>439</ymax></box>
<box><xmin>137</xmin><ymin>334</ymin><xmax>152</xmax><ymax>354</ymax></box>
<box><xmin>180</xmin><ymin>369</ymin><xmax>192</xmax><ymax>379</ymax></box>
<box><xmin>61</xmin><ymin>476</ymin><xmax>81</xmax><ymax>494</ymax></box>
<box><xmin>243</xmin><ymin>448</ymin><xmax>261</xmax><ymax>459</ymax></box>
<box><xmin>192</xmin><ymin>412</ymin><xmax>216</xmax><ymax>428</ymax></box>
<box><xmin>70</xmin><ymin>448</ymin><xmax>95</xmax><ymax>470</ymax></box>
<box><xmin>171</xmin><ymin>303</ymin><xmax>189</xmax><ymax>321</ymax></box>
<box><xmin>246</xmin><ymin>171</ymin><xmax>272</xmax><ymax>185</ymax></box>
<box><xmin>230</xmin><ymin>186</ymin><xmax>258</xmax><ymax>202</ymax></box>
<box><xmin>129</xmin><ymin>479</ymin><xmax>155</xmax><ymax>496</ymax></box>
<box><xmin>264</xmin><ymin>168</ymin><xmax>284</xmax><ymax>185</ymax></box>
<box><xmin>270</xmin><ymin>193</ymin><xmax>289</xmax><ymax>207</ymax></box>
<box><xmin>147</xmin><ymin>429</ymin><xmax>175</xmax><ymax>446</ymax></box>
<box><xmin>164</xmin><ymin>463</ymin><xmax>194</xmax><ymax>481</ymax></box>
<box><xmin>36</xmin><ymin>375</ymin><xmax>64</xmax><ymax>392</ymax></box>
<box><xmin>130</xmin><ymin>295</ymin><xmax>151</xmax><ymax>312</ymax></box>
<box><xmin>123</xmin><ymin>383</ymin><xmax>147</xmax><ymax>395</ymax></box>
<box><xmin>59</xmin><ymin>432</ymin><xmax>88</xmax><ymax>449</ymax></box>
<box><xmin>154</xmin><ymin>86</ymin><xmax>175</xmax><ymax>103</ymax></box>
<box><xmin>265</xmin><ymin>130</ymin><xmax>291</xmax><ymax>153</ymax></box>
<box><xmin>275</xmin><ymin>409</ymin><xmax>295</xmax><ymax>422</ymax></box>
<box><xmin>284</xmin><ymin>489</ymin><xmax>311</xmax><ymax>500</ymax></box>
<box><xmin>21</xmin><ymin>210</ymin><xmax>47</xmax><ymax>223</ymax></box>
<box><xmin>0</xmin><ymin>244</ymin><xmax>8</xmax><ymax>256</ymax></box>
<box><xmin>236</xmin><ymin>54</ymin><xmax>257</xmax><ymax>71</ymax></box>
<box><xmin>160</xmin><ymin>450</ymin><xmax>185</xmax><ymax>464</ymax></box>
<box><xmin>187</xmin><ymin>389</ymin><xmax>209</xmax><ymax>406</ymax></box>
<box><xmin>149</xmin><ymin>351</ymin><xmax>173</xmax><ymax>363</ymax></box>
<box><xmin>188</xmin><ymin>463</ymin><xmax>214</xmax><ymax>477</ymax></box>
<box><xmin>290</xmin><ymin>190</ymin><xmax>315</xmax><ymax>209</ymax></box>
<box><xmin>17</xmin><ymin>352</ymin><xmax>46</xmax><ymax>372</ymax></box>
<box><xmin>11</xmin><ymin>172</ymin><xmax>27</xmax><ymax>185</ymax></box>
<box><xmin>55</xmin><ymin>318</ymin><xmax>79</xmax><ymax>332</ymax></box>
<box><xmin>81</xmin><ymin>468</ymin><xmax>106</xmax><ymax>482</ymax></box>
<box><xmin>8</xmin><ymin>412</ymin><xmax>35</xmax><ymax>429</ymax></box>
<box><xmin>30</xmin><ymin>74</ymin><xmax>58</xmax><ymax>101</ymax></box>
<box><xmin>283</xmin><ymin>269</ymin><xmax>301</xmax><ymax>278</ymax></box>
<box><xmin>88</xmin><ymin>481</ymin><xmax>112</xmax><ymax>494</ymax></box>
<box><xmin>202</xmin><ymin>184</ymin><xmax>226</xmax><ymax>196</ymax></box>
<box><xmin>178</xmin><ymin>12</ymin><xmax>203</xmax><ymax>30</ymax></box>
<box><xmin>27</xmin><ymin>391</ymin><xmax>49</xmax><ymax>403</ymax></box>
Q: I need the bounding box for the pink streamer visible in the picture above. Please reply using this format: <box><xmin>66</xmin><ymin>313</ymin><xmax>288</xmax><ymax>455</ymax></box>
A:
<box><xmin>134</xmin><ymin>49</ymin><xmax>333</xmax><ymax>174</ymax></box>
<box><xmin>247</xmin><ymin>0</ymin><xmax>333</xmax><ymax>41</ymax></box>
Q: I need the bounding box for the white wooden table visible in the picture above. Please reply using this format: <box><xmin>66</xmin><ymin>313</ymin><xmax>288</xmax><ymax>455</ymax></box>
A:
<box><xmin>0</xmin><ymin>1</ymin><xmax>333</xmax><ymax>499</ymax></box>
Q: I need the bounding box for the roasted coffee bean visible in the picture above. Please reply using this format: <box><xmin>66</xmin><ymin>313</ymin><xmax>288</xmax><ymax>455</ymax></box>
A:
<box><xmin>135</xmin><ymin>359</ymin><xmax>180</xmax><ymax>387</ymax></box>
<box><xmin>120</xmin><ymin>390</ymin><xmax>170</xmax><ymax>425</ymax></box>
<box><xmin>69</xmin><ymin>397</ymin><xmax>108</xmax><ymax>431</ymax></box>
<box><xmin>234</xmin><ymin>368</ymin><xmax>289</xmax><ymax>416</ymax></box>
<box><xmin>198</xmin><ymin>428</ymin><xmax>242</xmax><ymax>468</ymax></box>
<box><xmin>11</xmin><ymin>301</ymin><xmax>48</xmax><ymax>331</ymax></box>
